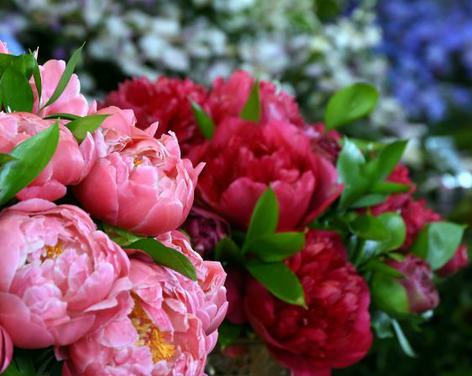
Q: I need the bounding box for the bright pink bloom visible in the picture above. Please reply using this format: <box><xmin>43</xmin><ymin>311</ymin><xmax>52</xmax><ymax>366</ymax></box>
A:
<box><xmin>244</xmin><ymin>230</ymin><xmax>372</xmax><ymax>376</ymax></box>
<box><xmin>207</xmin><ymin>70</ymin><xmax>305</xmax><ymax>127</ymax></box>
<box><xmin>304</xmin><ymin>123</ymin><xmax>341</xmax><ymax>163</ymax></box>
<box><xmin>33</xmin><ymin>59</ymin><xmax>91</xmax><ymax>117</ymax></box>
<box><xmin>0</xmin><ymin>326</ymin><xmax>13</xmax><ymax>374</ymax></box>
<box><xmin>0</xmin><ymin>41</ymin><xmax>8</xmax><ymax>54</ymax></box>
<box><xmin>103</xmin><ymin>77</ymin><xmax>208</xmax><ymax>154</ymax></box>
<box><xmin>62</xmin><ymin>231</ymin><xmax>227</xmax><ymax>376</ymax></box>
<box><xmin>74</xmin><ymin>106</ymin><xmax>203</xmax><ymax>236</ymax></box>
<box><xmin>0</xmin><ymin>112</ymin><xmax>98</xmax><ymax>201</ymax></box>
<box><xmin>0</xmin><ymin>199</ymin><xmax>131</xmax><ymax>349</ymax></box>
<box><xmin>191</xmin><ymin>118</ymin><xmax>341</xmax><ymax>231</ymax></box>
<box><xmin>387</xmin><ymin>255</ymin><xmax>439</xmax><ymax>313</ymax></box>
<box><xmin>438</xmin><ymin>245</ymin><xmax>469</xmax><ymax>277</ymax></box>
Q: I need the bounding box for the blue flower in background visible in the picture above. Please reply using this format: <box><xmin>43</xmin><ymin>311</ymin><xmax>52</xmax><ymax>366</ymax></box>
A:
<box><xmin>378</xmin><ymin>0</ymin><xmax>472</xmax><ymax>122</ymax></box>
<box><xmin>0</xmin><ymin>32</ymin><xmax>23</xmax><ymax>55</ymax></box>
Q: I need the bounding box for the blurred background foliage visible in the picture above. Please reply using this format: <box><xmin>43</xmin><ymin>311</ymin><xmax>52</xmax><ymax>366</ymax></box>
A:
<box><xmin>1</xmin><ymin>0</ymin><xmax>471</xmax><ymax>375</ymax></box>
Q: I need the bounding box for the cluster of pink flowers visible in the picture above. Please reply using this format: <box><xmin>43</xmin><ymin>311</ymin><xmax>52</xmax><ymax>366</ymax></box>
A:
<box><xmin>0</xmin><ymin>42</ymin><xmax>227</xmax><ymax>375</ymax></box>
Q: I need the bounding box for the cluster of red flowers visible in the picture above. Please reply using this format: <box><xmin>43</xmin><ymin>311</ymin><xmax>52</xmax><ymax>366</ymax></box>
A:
<box><xmin>104</xmin><ymin>71</ymin><xmax>468</xmax><ymax>375</ymax></box>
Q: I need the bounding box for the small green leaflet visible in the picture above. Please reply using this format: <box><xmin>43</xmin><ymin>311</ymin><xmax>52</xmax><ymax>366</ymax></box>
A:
<box><xmin>0</xmin><ymin>124</ymin><xmax>59</xmax><ymax>206</ymax></box>
<box><xmin>32</xmin><ymin>54</ymin><xmax>42</xmax><ymax>103</ymax></box>
<box><xmin>215</xmin><ymin>237</ymin><xmax>244</xmax><ymax>264</ymax></box>
<box><xmin>127</xmin><ymin>238</ymin><xmax>197</xmax><ymax>281</ymax></box>
<box><xmin>240</xmin><ymin>80</ymin><xmax>261</xmax><ymax>122</ymax></box>
<box><xmin>66</xmin><ymin>114</ymin><xmax>108</xmax><ymax>141</ymax></box>
<box><xmin>44</xmin><ymin>113</ymin><xmax>80</xmax><ymax>121</ymax></box>
<box><xmin>103</xmin><ymin>224</ymin><xmax>141</xmax><ymax>247</ymax></box>
<box><xmin>41</xmin><ymin>43</ymin><xmax>84</xmax><ymax>110</ymax></box>
<box><xmin>191</xmin><ymin>101</ymin><xmax>215</xmax><ymax>139</ymax></box>
<box><xmin>218</xmin><ymin>322</ymin><xmax>243</xmax><ymax>349</ymax></box>
<box><xmin>243</xmin><ymin>187</ymin><xmax>279</xmax><ymax>253</ymax></box>
<box><xmin>392</xmin><ymin>319</ymin><xmax>417</xmax><ymax>358</ymax></box>
<box><xmin>365</xmin><ymin>140</ymin><xmax>408</xmax><ymax>182</ymax></box>
<box><xmin>371</xmin><ymin>273</ymin><xmax>409</xmax><ymax>316</ymax></box>
<box><xmin>246</xmin><ymin>260</ymin><xmax>306</xmax><ymax>307</ymax></box>
<box><xmin>325</xmin><ymin>82</ymin><xmax>379</xmax><ymax>129</ymax></box>
<box><xmin>0</xmin><ymin>153</ymin><xmax>16</xmax><ymax>165</ymax></box>
<box><xmin>0</xmin><ymin>66</ymin><xmax>34</xmax><ymax>112</ymax></box>
<box><xmin>246</xmin><ymin>232</ymin><xmax>305</xmax><ymax>262</ymax></box>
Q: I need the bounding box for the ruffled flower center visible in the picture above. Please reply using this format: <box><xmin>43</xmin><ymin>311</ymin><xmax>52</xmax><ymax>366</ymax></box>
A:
<box><xmin>41</xmin><ymin>243</ymin><xmax>63</xmax><ymax>261</ymax></box>
<box><xmin>129</xmin><ymin>297</ymin><xmax>175</xmax><ymax>363</ymax></box>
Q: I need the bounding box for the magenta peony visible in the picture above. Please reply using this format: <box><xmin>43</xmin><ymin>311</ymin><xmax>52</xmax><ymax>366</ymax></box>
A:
<box><xmin>304</xmin><ymin>123</ymin><xmax>341</xmax><ymax>164</ymax></box>
<box><xmin>438</xmin><ymin>244</ymin><xmax>469</xmax><ymax>277</ymax></box>
<box><xmin>207</xmin><ymin>70</ymin><xmax>305</xmax><ymax>127</ymax></box>
<box><xmin>62</xmin><ymin>231</ymin><xmax>227</xmax><ymax>376</ymax></box>
<box><xmin>0</xmin><ymin>112</ymin><xmax>97</xmax><ymax>201</ymax></box>
<box><xmin>190</xmin><ymin>118</ymin><xmax>341</xmax><ymax>231</ymax></box>
<box><xmin>0</xmin><ymin>199</ymin><xmax>131</xmax><ymax>348</ymax></box>
<box><xmin>387</xmin><ymin>255</ymin><xmax>439</xmax><ymax>313</ymax></box>
<box><xmin>103</xmin><ymin>76</ymin><xmax>208</xmax><ymax>154</ymax></box>
<box><xmin>244</xmin><ymin>230</ymin><xmax>372</xmax><ymax>376</ymax></box>
<box><xmin>74</xmin><ymin>106</ymin><xmax>203</xmax><ymax>236</ymax></box>
<box><xmin>0</xmin><ymin>325</ymin><xmax>13</xmax><ymax>373</ymax></box>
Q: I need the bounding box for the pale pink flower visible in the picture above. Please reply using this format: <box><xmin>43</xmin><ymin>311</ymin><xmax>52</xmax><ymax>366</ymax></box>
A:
<box><xmin>0</xmin><ymin>325</ymin><xmax>13</xmax><ymax>373</ymax></box>
<box><xmin>61</xmin><ymin>231</ymin><xmax>227</xmax><ymax>376</ymax></box>
<box><xmin>74</xmin><ymin>106</ymin><xmax>204</xmax><ymax>236</ymax></box>
<box><xmin>0</xmin><ymin>41</ymin><xmax>8</xmax><ymax>54</ymax></box>
<box><xmin>0</xmin><ymin>199</ymin><xmax>131</xmax><ymax>349</ymax></box>
<box><xmin>0</xmin><ymin>112</ymin><xmax>98</xmax><ymax>201</ymax></box>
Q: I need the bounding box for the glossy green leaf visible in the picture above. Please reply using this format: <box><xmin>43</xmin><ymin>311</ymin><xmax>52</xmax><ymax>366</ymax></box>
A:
<box><xmin>0</xmin><ymin>153</ymin><xmax>16</xmax><ymax>165</ymax></box>
<box><xmin>350</xmin><ymin>193</ymin><xmax>386</xmax><ymax>208</ymax></box>
<box><xmin>2</xmin><ymin>354</ymin><xmax>36</xmax><ymax>376</ymax></box>
<box><xmin>218</xmin><ymin>321</ymin><xmax>243</xmax><ymax>349</ymax></box>
<box><xmin>377</xmin><ymin>213</ymin><xmax>407</xmax><ymax>252</ymax></box>
<box><xmin>371</xmin><ymin>181</ymin><xmax>410</xmax><ymax>194</ymax></box>
<box><xmin>240</xmin><ymin>80</ymin><xmax>261</xmax><ymax>122</ymax></box>
<box><xmin>337</xmin><ymin>138</ymin><xmax>368</xmax><ymax>208</ymax></box>
<box><xmin>66</xmin><ymin>114</ymin><xmax>108</xmax><ymax>141</ymax></box>
<box><xmin>0</xmin><ymin>123</ymin><xmax>59</xmax><ymax>206</ymax></box>
<box><xmin>411</xmin><ymin>221</ymin><xmax>465</xmax><ymax>270</ymax></box>
<box><xmin>247</xmin><ymin>232</ymin><xmax>305</xmax><ymax>262</ymax></box>
<box><xmin>371</xmin><ymin>311</ymin><xmax>394</xmax><ymax>339</ymax></box>
<box><xmin>392</xmin><ymin>319</ymin><xmax>417</xmax><ymax>358</ymax></box>
<box><xmin>103</xmin><ymin>224</ymin><xmax>141</xmax><ymax>247</ymax></box>
<box><xmin>44</xmin><ymin>113</ymin><xmax>80</xmax><ymax>121</ymax></box>
<box><xmin>127</xmin><ymin>238</ymin><xmax>197</xmax><ymax>281</ymax></box>
<box><xmin>372</xmin><ymin>273</ymin><xmax>409</xmax><ymax>316</ymax></box>
<box><xmin>14</xmin><ymin>54</ymin><xmax>36</xmax><ymax>78</ymax></box>
<box><xmin>325</xmin><ymin>82</ymin><xmax>379</xmax><ymax>129</ymax></box>
<box><xmin>349</xmin><ymin>215</ymin><xmax>390</xmax><ymax>241</ymax></box>
<box><xmin>365</xmin><ymin>260</ymin><xmax>404</xmax><ymax>278</ymax></box>
<box><xmin>0</xmin><ymin>67</ymin><xmax>34</xmax><ymax>112</ymax></box>
<box><xmin>246</xmin><ymin>260</ymin><xmax>306</xmax><ymax>307</ymax></box>
<box><xmin>243</xmin><ymin>187</ymin><xmax>279</xmax><ymax>253</ymax></box>
<box><xmin>215</xmin><ymin>237</ymin><xmax>244</xmax><ymax>264</ymax></box>
<box><xmin>32</xmin><ymin>55</ymin><xmax>42</xmax><ymax>103</ymax></box>
<box><xmin>366</xmin><ymin>140</ymin><xmax>408</xmax><ymax>182</ymax></box>
<box><xmin>42</xmin><ymin>43</ymin><xmax>84</xmax><ymax>109</ymax></box>
<box><xmin>191</xmin><ymin>101</ymin><xmax>215</xmax><ymax>139</ymax></box>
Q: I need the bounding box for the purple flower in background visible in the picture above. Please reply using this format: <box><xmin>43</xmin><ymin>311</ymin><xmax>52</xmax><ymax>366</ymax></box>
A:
<box><xmin>378</xmin><ymin>0</ymin><xmax>472</xmax><ymax>122</ymax></box>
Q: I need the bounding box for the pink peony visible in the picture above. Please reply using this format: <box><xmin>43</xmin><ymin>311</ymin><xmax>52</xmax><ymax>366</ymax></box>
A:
<box><xmin>387</xmin><ymin>255</ymin><xmax>439</xmax><ymax>313</ymax></box>
<box><xmin>245</xmin><ymin>230</ymin><xmax>372</xmax><ymax>376</ymax></box>
<box><xmin>103</xmin><ymin>76</ymin><xmax>208</xmax><ymax>154</ymax></box>
<box><xmin>62</xmin><ymin>231</ymin><xmax>227</xmax><ymax>376</ymax></box>
<box><xmin>190</xmin><ymin>118</ymin><xmax>341</xmax><ymax>231</ymax></box>
<box><xmin>0</xmin><ymin>199</ymin><xmax>131</xmax><ymax>349</ymax></box>
<box><xmin>0</xmin><ymin>325</ymin><xmax>13</xmax><ymax>373</ymax></box>
<box><xmin>0</xmin><ymin>112</ymin><xmax>98</xmax><ymax>201</ymax></box>
<box><xmin>0</xmin><ymin>41</ymin><xmax>8</xmax><ymax>54</ymax></box>
<box><xmin>33</xmin><ymin>59</ymin><xmax>92</xmax><ymax>117</ymax></box>
<box><xmin>207</xmin><ymin>70</ymin><xmax>305</xmax><ymax>127</ymax></box>
<box><xmin>74</xmin><ymin>106</ymin><xmax>203</xmax><ymax>236</ymax></box>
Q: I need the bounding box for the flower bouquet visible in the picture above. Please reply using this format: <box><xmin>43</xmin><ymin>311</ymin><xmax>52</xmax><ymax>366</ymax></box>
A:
<box><xmin>0</xmin><ymin>41</ymin><xmax>468</xmax><ymax>376</ymax></box>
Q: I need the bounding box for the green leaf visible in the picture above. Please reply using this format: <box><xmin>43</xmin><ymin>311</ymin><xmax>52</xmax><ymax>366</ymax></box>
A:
<box><xmin>0</xmin><ymin>153</ymin><xmax>16</xmax><ymax>165</ymax></box>
<box><xmin>350</xmin><ymin>215</ymin><xmax>390</xmax><ymax>241</ymax></box>
<box><xmin>218</xmin><ymin>321</ymin><xmax>243</xmax><ymax>349</ymax></box>
<box><xmin>2</xmin><ymin>354</ymin><xmax>36</xmax><ymax>376</ymax></box>
<box><xmin>377</xmin><ymin>213</ymin><xmax>406</xmax><ymax>252</ymax></box>
<box><xmin>240</xmin><ymin>80</ymin><xmax>261</xmax><ymax>122</ymax></box>
<box><xmin>215</xmin><ymin>237</ymin><xmax>244</xmax><ymax>264</ymax></box>
<box><xmin>372</xmin><ymin>273</ymin><xmax>409</xmax><ymax>316</ymax></box>
<box><xmin>411</xmin><ymin>221</ymin><xmax>465</xmax><ymax>270</ymax></box>
<box><xmin>392</xmin><ymin>319</ymin><xmax>417</xmax><ymax>358</ymax></box>
<box><xmin>337</xmin><ymin>138</ymin><xmax>368</xmax><ymax>208</ymax></box>
<box><xmin>247</xmin><ymin>232</ymin><xmax>305</xmax><ymax>262</ymax></box>
<box><xmin>0</xmin><ymin>123</ymin><xmax>59</xmax><ymax>206</ymax></box>
<box><xmin>44</xmin><ymin>113</ymin><xmax>80</xmax><ymax>121</ymax></box>
<box><xmin>42</xmin><ymin>43</ymin><xmax>84</xmax><ymax>109</ymax></box>
<box><xmin>371</xmin><ymin>311</ymin><xmax>394</xmax><ymax>339</ymax></box>
<box><xmin>127</xmin><ymin>238</ymin><xmax>197</xmax><ymax>281</ymax></box>
<box><xmin>243</xmin><ymin>187</ymin><xmax>279</xmax><ymax>253</ymax></box>
<box><xmin>246</xmin><ymin>260</ymin><xmax>306</xmax><ymax>307</ymax></box>
<box><xmin>366</xmin><ymin>140</ymin><xmax>408</xmax><ymax>183</ymax></box>
<box><xmin>14</xmin><ymin>54</ymin><xmax>36</xmax><ymax>78</ymax></box>
<box><xmin>315</xmin><ymin>0</ymin><xmax>340</xmax><ymax>21</ymax></box>
<box><xmin>191</xmin><ymin>101</ymin><xmax>215</xmax><ymax>139</ymax></box>
<box><xmin>325</xmin><ymin>82</ymin><xmax>379</xmax><ymax>129</ymax></box>
<box><xmin>103</xmin><ymin>224</ymin><xmax>141</xmax><ymax>247</ymax></box>
<box><xmin>32</xmin><ymin>55</ymin><xmax>42</xmax><ymax>103</ymax></box>
<box><xmin>365</xmin><ymin>260</ymin><xmax>404</xmax><ymax>278</ymax></box>
<box><xmin>370</xmin><ymin>181</ymin><xmax>410</xmax><ymax>194</ymax></box>
<box><xmin>0</xmin><ymin>67</ymin><xmax>34</xmax><ymax>112</ymax></box>
<box><xmin>66</xmin><ymin>114</ymin><xmax>108</xmax><ymax>141</ymax></box>
<box><xmin>350</xmin><ymin>194</ymin><xmax>386</xmax><ymax>208</ymax></box>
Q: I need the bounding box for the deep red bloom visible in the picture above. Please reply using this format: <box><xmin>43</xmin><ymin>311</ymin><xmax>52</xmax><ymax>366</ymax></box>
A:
<box><xmin>207</xmin><ymin>70</ymin><xmax>305</xmax><ymax>127</ymax></box>
<box><xmin>244</xmin><ymin>230</ymin><xmax>372</xmax><ymax>376</ymax></box>
<box><xmin>304</xmin><ymin>123</ymin><xmax>342</xmax><ymax>163</ymax></box>
<box><xmin>438</xmin><ymin>244</ymin><xmax>469</xmax><ymax>277</ymax></box>
<box><xmin>190</xmin><ymin>119</ymin><xmax>342</xmax><ymax>231</ymax></box>
<box><xmin>387</xmin><ymin>255</ymin><xmax>439</xmax><ymax>313</ymax></box>
<box><xmin>103</xmin><ymin>76</ymin><xmax>208</xmax><ymax>154</ymax></box>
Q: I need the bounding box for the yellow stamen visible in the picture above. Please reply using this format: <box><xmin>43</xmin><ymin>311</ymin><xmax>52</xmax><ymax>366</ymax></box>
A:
<box><xmin>129</xmin><ymin>296</ymin><xmax>175</xmax><ymax>363</ymax></box>
<box><xmin>41</xmin><ymin>243</ymin><xmax>63</xmax><ymax>261</ymax></box>
<box><xmin>133</xmin><ymin>156</ymin><xmax>143</xmax><ymax>167</ymax></box>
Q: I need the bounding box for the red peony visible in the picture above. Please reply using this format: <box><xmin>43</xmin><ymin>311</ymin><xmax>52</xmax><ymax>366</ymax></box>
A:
<box><xmin>244</xmin><ymin>230</ymin><xmax>372</xmax><ymax>376</ymax></box>
<box><xmin>103</xmin><ymin>76</ymin><xmax>208</xmax><ymax>154</ymax></box>
<box><xmin>438</xmin><ymin>245</ymin><xmax>469</xmax><ymax>277</ymax></box>
<box><xmin>190</xmin><ymin>118</ymin><xmax>342</xmax><ymax>231</ymax></box>
<box><xmin>207</xmin><ymin>70</ymin><xmax>305</xmax><ymax>127</ymax></box>
<box><xmin>304</xmin><ymin>123</ymin><xmax>342</xmax><ymax>163</ymax></box>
